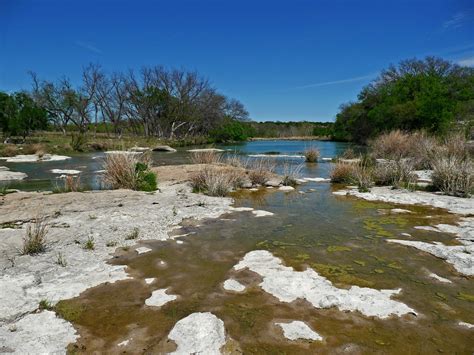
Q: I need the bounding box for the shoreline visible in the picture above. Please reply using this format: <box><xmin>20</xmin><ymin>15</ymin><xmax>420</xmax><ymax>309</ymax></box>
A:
<box><xmin>0</xmin><ymin>181</ymin><xmax>233</xmax><ymax>353</ymax></box>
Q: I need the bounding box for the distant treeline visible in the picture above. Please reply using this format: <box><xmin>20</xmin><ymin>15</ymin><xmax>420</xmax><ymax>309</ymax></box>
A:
<box><xmin>333</xmin><ymin>57</ymin><xmax>474</xmax><ymax>143</ymax></box>
<box><xmin>248</xmin><ymin>121</ymin><xmax>333</xmax><ymax>138</ymax></box>
<box><xmin>0</xmin><ymin>64</ymin><xmax>250</xmax><ymax>142</ymax></box>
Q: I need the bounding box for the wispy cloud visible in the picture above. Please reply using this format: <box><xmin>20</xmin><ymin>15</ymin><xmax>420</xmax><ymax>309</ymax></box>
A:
<box><xmin>75</xmin><ymin>41</ymin><xmax>102</xmax><ymax>54</ymax></box>
<box><xmin>457</xmin><ymin>56</ymin><xmax>474</xmax><ymax>67</ymax></box>
<box><xmin>289</xmin><ymin>73</ymin><xmax>376</xmax><ymax>90</ymax></box>
<box><xmin>442</xmin><ymin>10</ymin><xmax>473</xmax><ymax>30</ymax></box>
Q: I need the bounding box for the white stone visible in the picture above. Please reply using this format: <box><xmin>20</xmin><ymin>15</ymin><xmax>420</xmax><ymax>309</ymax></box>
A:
<box><xmin>276</xmin><ymin>321</ymin><xmax>322</xmax><ymax>341</ymax></box>
<box><xmin>2</xmin><ymin>154</ymin><xmax>70</xmax><ymax>163</ymax></box>
<box><xmin>145</xmin><ymin>288</ymin><xmax>177</xmax><ymax>307</ymax></box>
<box><xmin>279</xmin><ymin>186</ymin><xmax>295</xmax><ymax>191</ymax></box>
<box><xmin>167</xmin><ymin>312</ymin><xmax>226</xmax><ymax>355</ymax></box>
<box><xmin>458</xmin><ymin>321</ymin><xmax>474</xmax><ymax>329</ymax></box>
<box><xmin>145</xmin><ymin>278</ymin><xmax>155</xmax><ymax>285</ymax></box>
<box><xmin>176</xmin><ymin>240</ymin><xmax>184</xmax><ymax>245</ymax></box>
<box><xmin>252</xmin><ymin>210</ymin><xmax>274</xmax><ymax>217</ymax></box>
<box><xmin>105</xmin><ymin>150</ymin><xmax>142</xmax><ymax>155</ymax></box>
<box><xmin>223</xmin><ymin>279</ymin><xmax>246</xmax><ymax>292</ymax></box>
<box><xmin>391</xmin><ymin>208</ymin><xmax>412</xmax><ymax>214</ymax></box>
<box><xmin>0</xmin><ymin>169</ymin><xmax>27</xmax><ymax>181</ymax></box>
<box><xmin>187</xmin><ymin>148</ymin><xmax>224</xmax><ymax>152</ymax></box>
<box><xmin>401</xmin><ymin>233</ymin><xmax>412</xmax><ymax>237</ymax></box>
<box><xmin>117</xmin><ymin>339</ymin><xmax>130</xmax><ymax>346</ymax></box>
<box><xmin>129</xmin><ymin>146</ymin><xmax>151</xmax><ymax>152</ymax></box>
<box><xmin>302</xmin><ymin>177</ymin><xmax>330</xmax><ymax>182</ymax></box>
<box><xmin>234</xmin><ymin>250</ymin><xmax>416</xmax><ymax>319</ymax></box>
<box><xmin>0</xmin><ymin>311</ymin><xmax>77</xmax><ymax>354</ymax></box>
<box><xmin>229</xmin><ymin>206</ymin><xmax>254</xmax><ymax>212</ymax></box>
<box><xmin>333</xmin><ymin>186</ymin><xmax>474</xmax><ymax>215</ymax></box>
<box><xmin>414</xmin><ymin>226</ymin><xmax>440</xmax><ymax>232</ymax></box>
<box><xmin>51</xmin><ymin>169</ymin><xmax>81</xmax><ymax>175</ymax></box>
<box><xmin>322</xmin><ymin>157</ymin><xmax>332</xmax><ymax>161</ymax></box>
<box><xmin>152</xmin><ymin>145</ymin><xmax>177</xmax><ymax>152</ymax></box>
<box><xmin>135</xmin><ymin>247</ymin><xmax>152</xmax><ymax>254</ymax></box>
<box><xmin>428</xmin><ymin>273</ymin><xmax>452</xmax><ymax>283</ymax></box>
<box><xmin>388</xmin><ymin>238</ymin><xmax>474</xmax><ymax>276</ymax></box>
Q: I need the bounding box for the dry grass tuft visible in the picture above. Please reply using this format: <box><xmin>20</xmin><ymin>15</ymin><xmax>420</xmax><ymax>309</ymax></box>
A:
<box><xmin>190</xmin><ymin>150</ymin><xmax>222</xmax><ymax>164</ymax></box>
<box><xmin>247</xmin><ymin>158</ymin><xmax>276</xmax><ymax>185</ymax></box>
<box><xmin>103</xmin><ymin>152</ymin><xmax>156</xmax><ymax>191</ymax></box>
<box><xmin>22</xmin><ymin>217</ymin><xmax>48</xmax><ymax>255</ymax></box>
<box><xmin>282</xmin><ymin>162</ymin><xmax>302</xmax><ymax>186</ymax></box>
<box><xmin>431</xmin><ymin>155</ymin><xmax>473</xmax><ymax>197</ymax></box>
<box><xmin>369</xmin><ymin>130</ymin><xmax>413</xmax><ymax>161</ymax></box>
<box><xmin>373</xmin><ymin>160</ymin><xmax>416</xmax><ymax>188</ymax></box>
<box><xmin>190</xmin><ymin>167</ymin><xmax>241</xmax><ymax>196</ymax></box>
<box><xmin>304</xmin><ymin>146</ymin><xmax>320</xmax><ymax>163</ymax></box>
<box><xmin>0</xmin><ymin>144</ymin><xmax>19</xmax><ymax>157</ymax></box>
<box><xmin>330</xmin><ymin>162</ymin><xmax>357</xmax><ymax>183</ymax></box>
<box><xmin>353</xmin><ymin>165</ymin><xmax>373</xmax><ymax>192</ymax></box>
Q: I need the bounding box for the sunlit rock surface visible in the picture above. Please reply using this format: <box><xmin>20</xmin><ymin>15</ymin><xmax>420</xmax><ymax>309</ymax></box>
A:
<box><xmin>276</xmin><ymin>320</ymin><xmax>322</xmax><ymax>341</ymax></box>
<box><xmin>234</xmin><ymin>250</ymin><xmax>416</xmax><ymax>319</ymax></box>
<box><xmin>167</xmin><ymin>312</ymin><xmax>226</xmax><ymax>354</ymax></box>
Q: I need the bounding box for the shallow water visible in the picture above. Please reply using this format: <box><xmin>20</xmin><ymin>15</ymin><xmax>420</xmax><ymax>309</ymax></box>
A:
<box><xmin>53</xmin><ymin>148</ymin><xmax>474</xmax><ymax>354</ymax></box>
<box><xmin>0</xmin><ymin>140</ymin><xmax>349</xmax><ymax>191</ymax></box>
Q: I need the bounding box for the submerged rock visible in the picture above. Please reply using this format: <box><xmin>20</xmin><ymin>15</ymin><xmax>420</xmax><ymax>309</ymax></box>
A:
<box><xmin>388</xmin><ymin>239</ymin><xmax>474</xmax><ymax>276</ymax></box>
<box><xmin>279</xmin><ymin>186</ymin><xmax>295</xmax><ymax>191</ymax></box>
<box><xmin>252</xmin><ymin>210</ymin><xmax>274</xmax><ymax>217</ymax></box>
<box><xmin>135</xmin><ymin>247</ymin><xmax>152</xmax><ymax>254</ymax></box>
<box><xmin>276</xmin><ymin>321</ymin><xmax>322</xmax><ymax>341</ymax></box>
<box><xmin>234</xmin><ymin>250</ymin><xmax>416</xmax><ymax>319</ymax></box>
<box><xmin>145</xmin><ymin>288</ymin><xmax>177</xmax><ymax>307</ymax></box>
<box><xmin>167</xmin><ymin>312</ymin><xmax>226</xmax><ymax>354</ymax></box>
<box><xmin>428</xmin><ymin>273</ymin><xmax>452</xmax><ymax>284</ymax></box>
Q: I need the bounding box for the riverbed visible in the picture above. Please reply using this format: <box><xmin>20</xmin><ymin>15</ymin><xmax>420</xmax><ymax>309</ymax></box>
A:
<box><xmin>0</xmin><ymin>140</ymin><xmax>472</xmax><ymax>353</ymax></box>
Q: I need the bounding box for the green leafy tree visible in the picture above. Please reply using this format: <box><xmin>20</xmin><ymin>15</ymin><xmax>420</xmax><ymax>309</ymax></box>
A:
<box><xmin>334</xmin><ymin>57</ymin><xmax>474</xmax><ymax>142</ymax></box>
<box><xmin>0</xmin><ymin>92</ymin><xmax>48</xmax><ymax>139</ymax></box>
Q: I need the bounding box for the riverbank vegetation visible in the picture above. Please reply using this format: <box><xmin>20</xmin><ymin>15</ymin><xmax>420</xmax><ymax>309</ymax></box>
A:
<box><xmin>333</xmin><ymin>57</ymin><xmax>474</xmax><ymax>143</ymax></box>
<box><xmin>103</xmin><ymin>152</ymin><xmax>157</xmax><ymax>192</ymax></box>
<box><xmin>331</xmin><ymin>130</ymin><xmax>473</xmax><ymax>197</ymax></box>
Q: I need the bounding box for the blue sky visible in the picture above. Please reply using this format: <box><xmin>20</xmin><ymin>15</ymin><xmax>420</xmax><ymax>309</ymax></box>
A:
<box><xmin>0</xmin><ymin>0</ymin><xmax>473</xmax><ymax>122</ymax></box>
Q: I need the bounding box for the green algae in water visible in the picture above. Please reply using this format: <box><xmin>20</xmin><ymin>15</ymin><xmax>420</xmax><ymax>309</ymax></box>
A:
<box><xmin>374</xmin><ymin>269</ymin><xmax>385</xmax><ymax>274</ymax></box>
<box><xmin>312</xmin><ymin>263</ymin><xmax>374</xmax><ymax>287</ymax></box>
<box><xmin>457</xmin><ymin>292</ymin><xmax>474</xmax><ymax>302</ymax></box>
<box><xmin>353</xmin><ymin>260</ymin><xmax>366</xmax><ymax>266</ymax></box>
<box><xmin>55</xmin><ymin>300</ymin><xmax>86</xmax><ymax>322</ymax></box>
<box><xmin>327</xmin><ymin>245</ymin><xmax>352</xmax><ymax>252</ymax></box>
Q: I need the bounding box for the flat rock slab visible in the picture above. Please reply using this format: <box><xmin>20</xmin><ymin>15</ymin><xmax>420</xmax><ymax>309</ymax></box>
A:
<box><xmin>234</xmin><ymin>250</ymin><xmax>416</xmax><ymax>319</ymax></box>
<box><xmin>428</xmin><ymin>273</ymin><xmax>452</xmax><ymax>283</ymax></box>
<box><xmin>152</xmin><ymin>145</ymin><xmax>177</xmax><ymax>152</ymax></box>
<box><xmin>223</xmin><ymin>279</ymin><xmax>246</xmax><ymax>292</ymax></box>
<box><xmin>0</xmin><ymin>310</ymin><xmax>77</xmax><ymax>354</ymax></box>
<box><xmin>276</xmin><ymin>321</ymin><xmax>322</xmax><ymax>341</ymax></box>
<box><xmin>145</xmin><ymin>288</ymin><xmax>177</xmax><ymax>307</ymax></box>
<box><xmin>51</xmin><ymin>169</ymin><xmax>81</xmax><ymax>175</ymax></box>
<box><xmin>129</xmin><ymin>146</ymin><xmax>151</xmax><ymax>152</ymax></box>
<box><xmin>105</xmin><ymin>150</ymin><xmax>142</xmax><ymax>155</ymax></box>
<box><xmin>187</xmin><ymin>148</ymin><xmax>224</xmax><ymax>152</ymax></box>
<box><xmin>252</xmin><ymin>210</ymin><xmax>274</xmax><ymax>217</ymax></box>
<box><xmin>136</xmin><ymin>247</ymin><xmax>152</xmax><ymax>254</ymax></box>
<box><xmin>167</xmin><ymin>312</ymin><xmax>226</xmax><ymax>354</ymax></box>
<box><xmin>1</xmin><ymin>154</ymin><xmax>70</xmax><ymax>163</ymax></box>
<box><xmin>0</xmin><ymin>169</ymin><xmax>27</xmax><ymax>181</ymax></box>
